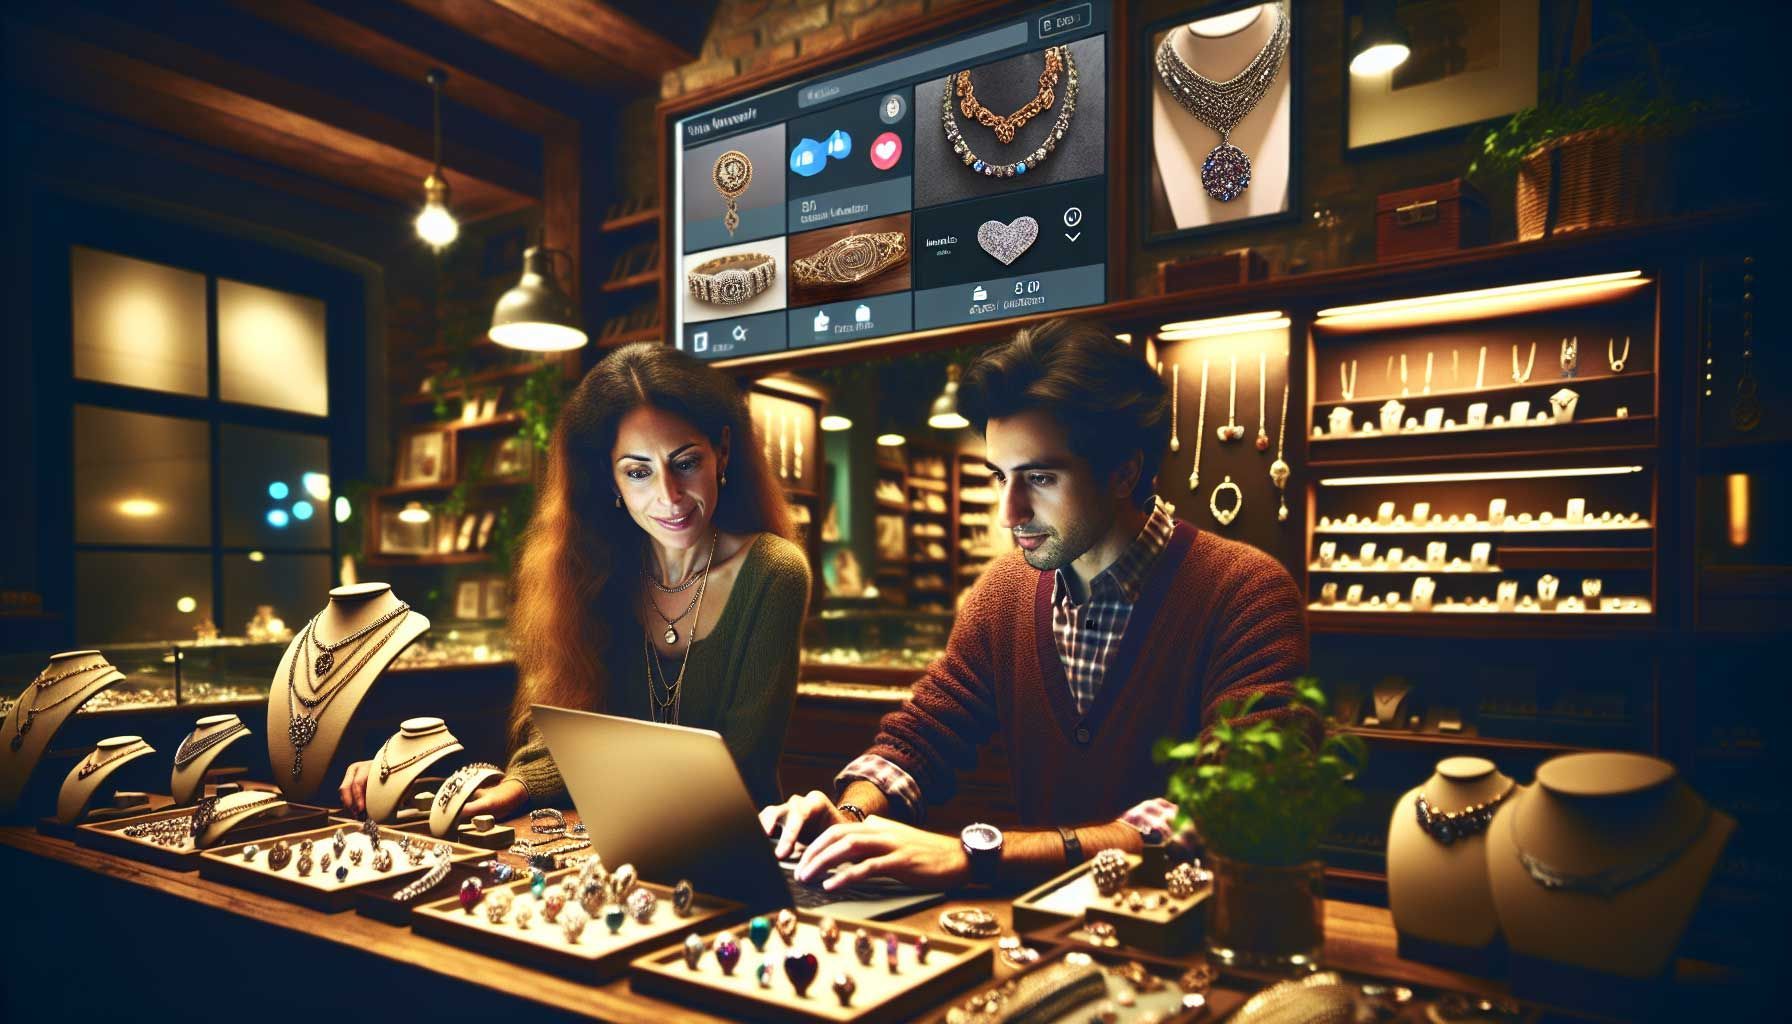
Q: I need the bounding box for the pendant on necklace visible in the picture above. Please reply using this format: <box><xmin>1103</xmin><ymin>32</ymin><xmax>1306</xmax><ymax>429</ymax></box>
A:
<box><xmin>1201</xmin><ymin>141</ymin><xmax>1252</xmax><ymax>202</ymax></box>
<box><xmin>664</xmin><ymin>626</ymin><xmax>679</xmax><ymax>646</ymax></box>
<box><xmin>314</xmin><ymin>650</ymin><xmax>334</xmax><ymax>677</ymax></box>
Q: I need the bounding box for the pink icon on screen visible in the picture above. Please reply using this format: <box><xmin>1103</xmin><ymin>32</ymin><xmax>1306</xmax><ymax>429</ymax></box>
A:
<box><xmin>869</xmin><ymin>132</ymin><xmax>902</xmax><ymax>171</ymax></box>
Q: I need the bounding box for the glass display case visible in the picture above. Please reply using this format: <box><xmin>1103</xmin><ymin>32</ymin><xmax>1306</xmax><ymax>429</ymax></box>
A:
<box><xmin>800</xmin><ymin>607</ymin><xmax>953</xmax><ymax>685</ymax></box>
<box><xmin>1</xmin><ymin>639</ymin><xmax>284</xmax><ymax>719</ymax></box>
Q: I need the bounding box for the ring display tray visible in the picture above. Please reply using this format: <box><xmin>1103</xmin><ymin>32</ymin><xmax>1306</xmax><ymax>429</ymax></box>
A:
<box><xmin>413</xmin><ymin>869</ymin><xmax>742</xmax><ymax>983</ymax></box>
<box><xmin>929</xmin><ymin>945</ymin><xmax>1232</xmax><ymax>1024</ymax></box>
<box><xmin>1081</xmin><ymin>880</ymin><xmax>1211</xmax><ymax>957</ymax></box>
<box><xmin>76</xmin><ymin>801</ymin><xmax>328</xmax><ymax>872</ymax></box>
<box><xmin>199</xmin><ymin>825</ymin><xmax>485</xmax><ymax>912</ymax></box>
<box><xmin>1011</xmin><ymin>852</ymin><xmax>1141</xmax><ymax>935</ymax></box>
<box><xmin>356</xmin><ymin>860</ymin><xmax>491</xmax><ymax>925</ymax></box>
<box><xmin>631</xmin><ymin>909</ymin><xmax>993</xmax><ymax>1024</ymax></box>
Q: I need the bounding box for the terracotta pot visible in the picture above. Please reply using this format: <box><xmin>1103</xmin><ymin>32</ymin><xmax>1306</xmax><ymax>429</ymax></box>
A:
<box><xmin>1205</xmin><ymin>852</ymin><xmax>1325</xmax><ymax>972</ymax></box>
<box><xmin>1516</xmin><ymin>127</ymin><xmax>1668</xmax><ymax>241</ymax></box>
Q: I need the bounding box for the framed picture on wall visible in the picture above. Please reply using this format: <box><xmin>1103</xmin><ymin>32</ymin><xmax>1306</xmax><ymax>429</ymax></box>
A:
<box><xmin>454</xmin><ymin>580</ymin><xmax>483</xmax><ymax>620</ymax></box>
<box><xmin>398</xmin><ymin>429</ymin><xmax>448</xmax><ymax>485</ymax></box>
<box><xmin>1347</xmin><ymin>0</ymin><xmax>1539</xmax><ymax>150</ymax></box>
<box><xmin>1142</xmin><ymin>1</ymin><xmax>1299</xmax><ymax>242</ymax></box>
<box><xmin>483</xmin><ymin>579</ymin><xmax>510</xmax><ymax>620</ymax></box>
<box><xmin>379</xmin><ymin>509</ymin><xmax>435</xmax><ymax>556</ymax></box>
<box><xmin>492</xmin><ymin>436</ymin><xmax>535</xmax><ymax>480</ymax></box>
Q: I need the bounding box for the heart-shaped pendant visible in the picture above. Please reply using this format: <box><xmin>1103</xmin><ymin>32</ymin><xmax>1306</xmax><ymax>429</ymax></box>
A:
<box><xmin>976</xmin><ymin>216</ymin><xmax>1039</xmax><ymax>266</ymax></box>
<box><xmin>785</xmin><ymin>952</ymin><xmax>819</xmax><ymax>996</ymax></box>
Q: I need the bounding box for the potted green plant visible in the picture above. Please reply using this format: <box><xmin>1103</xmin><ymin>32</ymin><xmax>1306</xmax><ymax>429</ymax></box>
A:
<box><xmin>1155</xmin><ymin>678</ymin><xmax>1367</xmax><ymax>970</ymax></box>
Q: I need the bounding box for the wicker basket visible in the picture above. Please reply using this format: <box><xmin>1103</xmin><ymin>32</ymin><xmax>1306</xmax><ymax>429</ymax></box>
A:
<box><xmin>1516</xmin><ymin>127</ymin><xmax>1667</xmax><ymax>240</ymax></box>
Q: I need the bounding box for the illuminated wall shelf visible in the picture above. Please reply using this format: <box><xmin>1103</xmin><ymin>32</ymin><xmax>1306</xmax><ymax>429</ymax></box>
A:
<box><xmin>1308</xmin><ymin>563</ymin><xmax>1503</xmax><ymax>574</ymax></box>
<box><xmin>1309</xmin><ymin>415</ymin><xmax>1655</xmax><ymax>464</ymax></box>
<box><xmin>1312</xmin><ymin>369</ymin><xmax>1656</xmax><ymax>408</ymax></box>
<box><xmin>1315</xmin><ymin>519</ymin><xmax>1651</xmax><ymax>535</ymax></box>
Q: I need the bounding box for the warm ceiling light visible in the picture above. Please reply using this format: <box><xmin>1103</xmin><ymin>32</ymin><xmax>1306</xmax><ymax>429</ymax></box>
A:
<box><xmin>929</xmin><ymin>365</ymin><xmax>970</xmax><ymax>430</ymax></box>
<box><xmin>176</xmin><ymin>596</ymin><xmax>198</xmax><ymax>614</ymax></box>
<box><xmin>491</xmin><ymin>245</ymin><xmax>587</xmax><ymax>351</ymax></box>
<box><xmin>334</xmin><ymin>496</ymin><xmax>352</xmax><ymax>522</ymax></box>
<box><xmin>301</xmin><ymin>472</ymin><xmax>331</xmax><ymax>502</ymax></box>
<box><xmin>1320</xmin><ymin>465</ymin><xmax>1646</xmax><ymax>487</ymax></box>
<box><xmin>247</xmin><ymin>550</ymin><xmax>266</xmax><ymax>563</ymax></box>
<box><xmin>1114</xmin><ymin>332</ymin><xmax>1133</xmax><ymax>343</ymax></box>
<box><xmin>398</xmin><ymin>501</ymin><xmax>432</xmax><ymax>524</ymax></box>
<box><xmin>1727</xmin><ymin>473</ymin><xmax>1750</xmax><ymax>549</ymax></box>
<box><xmin>415</xmin><ymin>69</ymin><xmax>458</xmax><ymax>249</ymax></box>
<box><xmin>1158</xmin><ymin>312</ymin><xmax>1291</xmax><ymax>341</ymax></box>
<box><xmin>1350</xmin><ymin>0</ymin><xmax>1410</xmax><ymax>77</ymax></box>
<box><xmin>876</xmin><ymin>433</ymin><xmax>907</xmax><ymax>447</ymax></box>
<box><xmin>820</xmin><ymin>415</ymin><xmax>853</xmax><ymax>432</ymax></box>
<box><xmin>1314</xmin><ymin>272</ymin><xmax>1649</xmax><ymax>331</ymax></box>
<box><xmin>118</xmin><ymin>498</ymin><xmax>162</xmax><ymax>518</ymax></box>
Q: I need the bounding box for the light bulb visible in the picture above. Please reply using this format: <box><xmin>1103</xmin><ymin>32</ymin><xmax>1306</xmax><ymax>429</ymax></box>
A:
<box><xmin>1350</xmin><ymin>43</ymin><xmax>1410</xmax><ymax>76</ymax></box>
<box><xmin>820</xmin><ymin>415</ymin><xmax>853</xmax><ymax>432</ymax></box>
<box><xmin>876</xmin><ymin>433</ymin><xmax>907</xmax><ymax>447</ymax></box>
<box><xmin>415</xmin><ymin>200</ymin><xmax>459</xmax><ymax>248</ymax></box>
<box><xmin>398</xmin><ymin>502</ymin><xmax>432</xmax><ymax>524</ymax></box>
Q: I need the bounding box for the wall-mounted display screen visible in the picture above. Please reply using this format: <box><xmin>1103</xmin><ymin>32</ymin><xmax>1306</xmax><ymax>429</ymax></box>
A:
<box><xmin>672</xmin><ymin>1</ymin><xmax>1110</xmax><ymax>360</ymax></box>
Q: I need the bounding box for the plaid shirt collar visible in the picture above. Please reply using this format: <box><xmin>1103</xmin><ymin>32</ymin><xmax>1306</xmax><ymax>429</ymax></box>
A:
<box><xmin>1051</xmin><ymin>497</ymin><xmax>1175</xmax><ymax>609</ymax></box>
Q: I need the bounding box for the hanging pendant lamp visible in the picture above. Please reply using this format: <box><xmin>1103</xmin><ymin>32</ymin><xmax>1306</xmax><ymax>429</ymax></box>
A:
<box><xmin>490</xmin><ymin>242</ymin><xmax>587</xmax><ymax>351</ymax></box>
<box><xmin>928</xmin><ymin>364</ymin><xmax>970</xmax><ymax>430</ymax></box>
<box><xmin>414</xmin><ymin>69</ymin><xmax>459</xmax><ymax>248</ymax></box>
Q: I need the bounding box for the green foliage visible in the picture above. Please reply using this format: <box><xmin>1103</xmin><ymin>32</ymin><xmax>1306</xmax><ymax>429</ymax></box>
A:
<box><xmin>1468</xmin><ymin>80</ymin><xmax>1703</xmax><ymax>183</ymax></box>
<box><xmin>516</xmin><ymin>363</ymin><xmax>568</xmax><ymax>455</ymax></box>
<box><xmin>1154</xmin><ymin>678</ymin><xmax>1367</xmax><ymax>867</ymax></box>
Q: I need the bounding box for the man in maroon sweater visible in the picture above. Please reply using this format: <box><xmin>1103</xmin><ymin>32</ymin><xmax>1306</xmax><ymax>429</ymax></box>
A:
<box><xmin>760</xmin><ymin>318</ymin><xmax>1308</xmax><ymax>892</ymax></box>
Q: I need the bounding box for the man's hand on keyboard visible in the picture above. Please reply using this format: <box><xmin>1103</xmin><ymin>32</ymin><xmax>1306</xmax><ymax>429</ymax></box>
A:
<box><xmin>791</xmin><ymin>816</ymin><xmax>970</xmax><ymax>892</ymax></box>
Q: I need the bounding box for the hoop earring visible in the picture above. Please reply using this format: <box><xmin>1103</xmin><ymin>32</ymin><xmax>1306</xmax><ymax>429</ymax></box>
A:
<box><xmin>719</xmin><ymin>472</ymin><xmax>727</xmax><ymax>488</ymax></box>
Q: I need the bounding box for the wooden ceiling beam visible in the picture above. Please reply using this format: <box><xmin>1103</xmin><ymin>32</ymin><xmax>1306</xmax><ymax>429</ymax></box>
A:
<box><xmin>3</xmin><ymin>21</ymin><xmax>535</xmax><ymax>222</ymax></box>
<box><xmin>221</xmin><ymin>0</ymin><xmax>573</xmax><ymax>138</ymax></box>
<box><xmin>395</xmin><ymin>0</ymin><xmax>693</xmax><ymax>91</ymax></box>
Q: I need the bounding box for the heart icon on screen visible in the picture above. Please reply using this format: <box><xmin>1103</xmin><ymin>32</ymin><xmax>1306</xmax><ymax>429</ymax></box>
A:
<box><xmin>870</xmin><ymin>131</ymin><xmax>902</xmax><ymax>170</ymax></box>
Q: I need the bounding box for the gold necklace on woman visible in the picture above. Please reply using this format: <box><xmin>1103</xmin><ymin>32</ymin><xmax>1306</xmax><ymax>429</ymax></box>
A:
<box><xmin>645</xmin><ymin>529</ymin><xmax>718</xmax><ymax>726</ymax></box>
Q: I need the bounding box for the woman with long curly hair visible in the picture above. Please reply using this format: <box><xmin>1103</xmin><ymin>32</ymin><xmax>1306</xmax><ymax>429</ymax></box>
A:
<box><xmin>338</xmin><ymin>343</ymin><xmax>810</xmax><ymax>816</ymax></box>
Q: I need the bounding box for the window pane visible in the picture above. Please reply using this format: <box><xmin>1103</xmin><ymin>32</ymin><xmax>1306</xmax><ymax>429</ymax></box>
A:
<box><xmin>76</xmin><ymin>551</ymin><xmax>211</xmax><ymax>643</ymax></box>
<box><xmin>222</xmin><ymin>551</ymin><xmax>330</xmax><ymax>639</ymax></box>
<box><xmin>74</xmin><ymin>405</ymin><xmax>211</xmax><ymax>546</ymax></box>
<box><xmin>220</xmin><ymin>424</ymin><xmax>331</xmax><ymax>549</ymax></box>
<box><xmin>70</xmin><ymin>246</ymin><xmax>208</xmax><ymax>397</ymax></box>
<box><xmin>218</xmin><ymin>278</ymin><xmax>328</xmax><ymax>416</ymax></box>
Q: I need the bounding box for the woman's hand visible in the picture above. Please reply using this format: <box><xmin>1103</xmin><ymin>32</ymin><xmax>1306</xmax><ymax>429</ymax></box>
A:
<box><xmin>338</xmin><ymin>760</ymin><xmax>373</xmax><ymax>816</ymax></box>
<box><xmin>792</xmin><ymin>816</ymin><xmax>971</xmax><ymax>892</ymax></box>
<box><xmin>759</xmin><ymin>790</ymin><xmax>854</xmax><ymax>860</ymax></box>
<box><xmin>461</xmin><ymin>778</ymin><xmax>529</xmax><ymax>821</ymax></box>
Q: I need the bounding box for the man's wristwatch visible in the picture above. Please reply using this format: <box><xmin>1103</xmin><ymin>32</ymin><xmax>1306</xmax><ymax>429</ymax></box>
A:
<box><xmin>838</xmin><ymin>803</ymin><xmax>867</xmax><ymax>823</ymax></box>
<box><xmin>960</xmin><ymin>822</ymin><xmax>1004</xmax><ymax>886</ymax></box>
<box><xmin>1057</xmin><ymin>825</ymin><xmax>1083</xmax><ymax>866</ymax></box>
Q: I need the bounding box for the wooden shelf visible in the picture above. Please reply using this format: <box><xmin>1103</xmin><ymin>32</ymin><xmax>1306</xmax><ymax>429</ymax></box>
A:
<box><xmin>600</xmin><ymin>269</ymin><xmax>660</xmax><ymax>294</ymax></box>
<box><xmin>906</xmin><ymin>477</ymin><xmax>948</xmax><ymax>492</ymax></box>
<box><xmin>403</xmin><ymin>363</ymin><xmax>551</xmax><ymax>405</ymax></box>
<box><xmin>1309</xmin><ymin>563</ymin><xmax>1503</xmax><ymax>575</ymax></box>
<box><xmin>446</xmin><ymin>412</ymin><xmax>524</xmax><ymax>434</ymax></box>
<box><xmin>1316</xmin><ymin>519</ymin><xmax>1650</xmax><ymax>536</ymax></box>
<box><xmin>1309</xmin><ymin>608</ymin><xmax>1654</xmax><ymax>637</ymax></box>
<box><xmin>601</xmin><ymin>207</ymin><xmax>661</xmax><ymax>233</ymax></box>
<box><xmin>363</xmin><ymin>553</ymin><xmax>493</xmax><ymax>567</ymax></box>
<box><xmin>1309</xmin><ymin>415</ymin><xmax>1655</xmax><ymax>463</ymax></box>
<box><xmin>370</xmin><ymin>477</ymin><xmax>532</xmax><ymax>499</ymax></box>
<box><xmin>1340</xmin><ymin>725</ymin><xmax>1592</xmax><ymax>754</ymax></box>
<box><xmin>1496</xmin><ymin>547</ymin><xmax>1652</xmax><ymax>571</ymax></box>
<box><xmin>1312</xmin><ymin>369</ymin><xmax>1654</xmax><ymax>408</ymax></box>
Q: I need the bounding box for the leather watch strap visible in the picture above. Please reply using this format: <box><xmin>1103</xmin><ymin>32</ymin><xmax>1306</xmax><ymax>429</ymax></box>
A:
<box><xmin>1057</xmin><ymin>825</ymin><xmax>1083</xmax><ymax>867</ymax></box>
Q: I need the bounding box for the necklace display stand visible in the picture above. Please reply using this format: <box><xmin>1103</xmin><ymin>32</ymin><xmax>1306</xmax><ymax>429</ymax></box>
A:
<box><xmin>364</xmin><ymin>717</ymin><xmax>463</xmax><ymax>824</ymax></box>
<box><xmin>170</xmin><ymin>714</ymin><xmax>252</xmax><ymax>806</ymax></box>
<box><xmin>267</xmin><ymin>583</ymin><xmax>429</xmax><ymax>802</ymax></box>
<box><xmin>1486</xmin><ymin>752</ymin><xmax>1733</xmax><ymax>1016</ymax></box>
<box><xmin>429</xmin><ymin>763</ymin><xmax>503</xmax><ymax>838</ymax></box>
<box><xmin>1150</xmin><ymin>4</ymin><xmax>1292</xmax><ymax>228</ymax></box>
<box><xmin>55</xmin><ymin>736</ymin><xmax>155</xmax><ymax>825</ymax></box>
<box><xmin>1387</xmin><ymin>757</ymin><xmax>1514</xmax><ymax>972</ymax></box>
<box><xmin>1</xmin><ymin>650</ymin><xmax>126</xmax><ymax>815</ymax></box>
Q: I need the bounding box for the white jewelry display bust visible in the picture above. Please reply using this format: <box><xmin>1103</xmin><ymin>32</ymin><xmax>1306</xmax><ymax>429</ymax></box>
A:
<box><xmin>267</xmin><ymin>583</ymin><xmax>429</xmax><ymax>802</ymax></box>
<box><xmin>1</xmin><ymin>650</ymin><xmax>125</xmax><ymax>814</ymax></box>
<box><xmin>1486</xmin><ymin>752</ymin><xmax>1734</xmax><ymax>980</ymax></box>
<box><xmin>55</xmin><ymin>735</ymin><xmax>155</xmax><ymax>824</ymax></box>
<box><xmin>1150</xmin><ymin>3</ymin><xmax>1293</xmax><ymax>229</ymax></box>
<box><xmin>170</xmin><ymin>714</ymin><xmax>251</xmax><ymax>806</ymax></box>
<box><xmin>1388</xmin><ymin>757</ymin><xmax>1513</xmax><ymax>956</ymax></box>
<box><xmin>364</xmin><ymin>717</ymin><xmax>463</xmax><ymax>824</ymax></box>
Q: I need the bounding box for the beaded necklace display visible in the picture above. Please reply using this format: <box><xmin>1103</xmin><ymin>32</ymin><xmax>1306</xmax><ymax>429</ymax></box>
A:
<box><xmin>1153</xmin><ymin>3</ymin><xmax>1289</xmax><ymax>202</ymax></box>
<box><xmin>76</xmin><ymin>740</ymin><xmax>149</xmax><ymax>780</ymax></box>
<box><xmin>1269</xmin><ymin>379</ymin><xmax>1291</xmax><ymax>522</ymax></box>
<box><xmin>285</xmin><ymin>607</ymin><xmax>410</xmax><ymax>779</ymax></box>
<box><xmin>172</xmin><ymin>720</ymin><xmax>249</xmax><ymax>770</ymax></box>
<box><xmin>11</xmin><ymin>661</ymin><xmax>111</xmax><ymax>751</ymax></box>
<box><xmin>646</xmin><ymin>529</ymin><xmax>718</xmax><ymax>725</ymax></box>
<box><xmin>942</xmin><ymin>46</ymin><xmax>1078</xmax><ymax>179</ymax></box>
<box><xmin>1415</xmin><ymin>781</ymin><xmax>1514</xmax><ymax>845</ymax></box>
<box><xmin>957</xmin><ymin>46</ymin><xmax>1062</xmax><ymax>144</ymax></box>
<box><xmin>375</xmin><ymin>728</ymin><xmax>460</xmax><ymax>783</ymax></box>
<box><xmin>1187</xmin><ymin>358</ymin><xmax>1209</xmax><ymax>492</ymax></box>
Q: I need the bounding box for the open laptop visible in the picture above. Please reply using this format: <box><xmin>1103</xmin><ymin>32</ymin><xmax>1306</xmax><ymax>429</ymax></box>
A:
<box><xmin>533</xmin><ymin>705</ymin><xmax>942</xmax><ymax>920</ymax></box>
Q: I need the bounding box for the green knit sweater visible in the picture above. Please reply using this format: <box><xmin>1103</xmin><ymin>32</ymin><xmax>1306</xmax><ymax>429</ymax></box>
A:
<box><xmin>504</xmin><ymin>533</ymin><xmax>811</xmax><ymax>809</ymax></box>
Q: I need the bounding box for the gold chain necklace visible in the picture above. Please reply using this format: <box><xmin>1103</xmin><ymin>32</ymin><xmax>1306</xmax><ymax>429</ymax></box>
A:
<box><xmin>957</xmin><ymin>47</ymin><xmax>1063</xmax><ymax>144</ymax></box>
<box><xmin>645</xmin><ymin>530</ymin><xmax>718</xmax><ymax>725</ymax></box>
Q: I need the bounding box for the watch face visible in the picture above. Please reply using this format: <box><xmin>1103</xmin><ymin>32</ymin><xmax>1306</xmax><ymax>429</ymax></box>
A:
<box><xmin>961</xmin><ymin>822</ymin><xmax>1002</xmax><ymax>853</ymax></box>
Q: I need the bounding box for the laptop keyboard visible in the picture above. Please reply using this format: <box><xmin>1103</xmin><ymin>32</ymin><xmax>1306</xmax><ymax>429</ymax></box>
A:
<box><xmin>782</xmin><ymin>866</ymin><xmax>913</xmax><ymax>908</ymax></box>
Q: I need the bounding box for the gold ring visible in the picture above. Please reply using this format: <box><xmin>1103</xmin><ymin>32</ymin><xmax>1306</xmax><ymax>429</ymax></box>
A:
<box><xmin>686</xmin><ymin>253</ymin><xmax>777</xmax><ymax>305</ymax></box>
<box><xmin>792</xmin><ymin>231</ymin><xmax>908</xmax><ymax>286</ymax></box>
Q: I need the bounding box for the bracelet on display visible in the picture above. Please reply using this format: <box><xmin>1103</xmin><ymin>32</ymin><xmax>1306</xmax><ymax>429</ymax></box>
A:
<box><xmin>530</xmin><ymin>807</ymin><xmax>567</xmax><ymax>836</ymax></box>
<box><xmin>392</xmin><ymin>852</ymin><xmax>455</xmax><ymax>902</ymax></box>
<box><xmin>189</xmin><ymin>793</ymin><xmax>280</xmax><ymax>838</ymax></box>
<box><xmin>434</xmin><ymin>763</ymin><xmax>501</xmax><ymax>815</ymax></box>
<box><xmin>685</xmin><ymin>253</ymin><xmax>776</xmax><ymax>305</ymax></box>
<box><xmin>791</xmin><ymin>232</ymin><xmax>908</xmax><ymax>286</ymax></box>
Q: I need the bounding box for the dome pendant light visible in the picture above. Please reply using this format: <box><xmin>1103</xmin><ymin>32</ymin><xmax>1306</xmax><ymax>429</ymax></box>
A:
<box><xmin>490</xmin><ymin>240</ymin><xmax>587</xmax><ymax>351</ymax></box>
<box><xmin>415</xmin><ymin>69</ymin><xmax>459</xmax><ymax>248</ymax></box>
<box><xmin>928</xmin><ymin>364</ymin><xmax>970</xmax><ymax>430</ymax></box>
<box><xmin>1350</xmin><ymin>0</ymin><xmax>1411</xmax><ymax>78</ymax></box>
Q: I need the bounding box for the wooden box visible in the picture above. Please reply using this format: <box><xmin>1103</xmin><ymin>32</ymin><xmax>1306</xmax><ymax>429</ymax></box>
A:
<box><xmin>1156</xmin><ymin>249</ymin><xmax>1268</xmax><ymax>294</ymax></box>
<box><xmin>199</xmin><ymin>825</ymin><xmax>486</xmax><ymax>912</ymax></box>
<box><xmin>1376</xmin><ymin>179</ymin><xmax>1488</xmax><ymax>262</ymax></box>
<box><xmin>76</xmin><ymin>801</ymin><xmax>328</xmax><ymax>873</ymax></box>
<box><xmin>415</xmin><ymin>870</ymin><xmax>741</xmax><ymax>983</ymax></box>
<box><xmin>930</xmin><ymin>945</ymin><xmax>1238</xmax><ymax>1023</ymax></box>
<box><xmin>631</xmin><ymin>909</ymin><xmax>993</xmax><ymax>1024</ymax></box>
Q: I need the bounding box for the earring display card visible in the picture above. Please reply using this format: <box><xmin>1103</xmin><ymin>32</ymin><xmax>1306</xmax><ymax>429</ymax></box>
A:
<box><xmin>631</xmin><ymin>909</ymin><xmax>993</xmax><ymax>1024</ymax></box>
<box><xmin>940</xmin><ymin>941</ymin><xmax>1239</xmax><ymax>1024</ymax></box>
<box><xmin>414</xmin><ymin>869</ymin><xmax>741</xmax><ymax>983</ymax></box>
<box><xmin>76</xmin><ymin>800</ymin><xmax>328</xmax><ymax>873</ymax></box>
<box><xmin>198</xmin><ymin>825</ymin><xmax>486</xmax><ymax>913</ymax></box>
